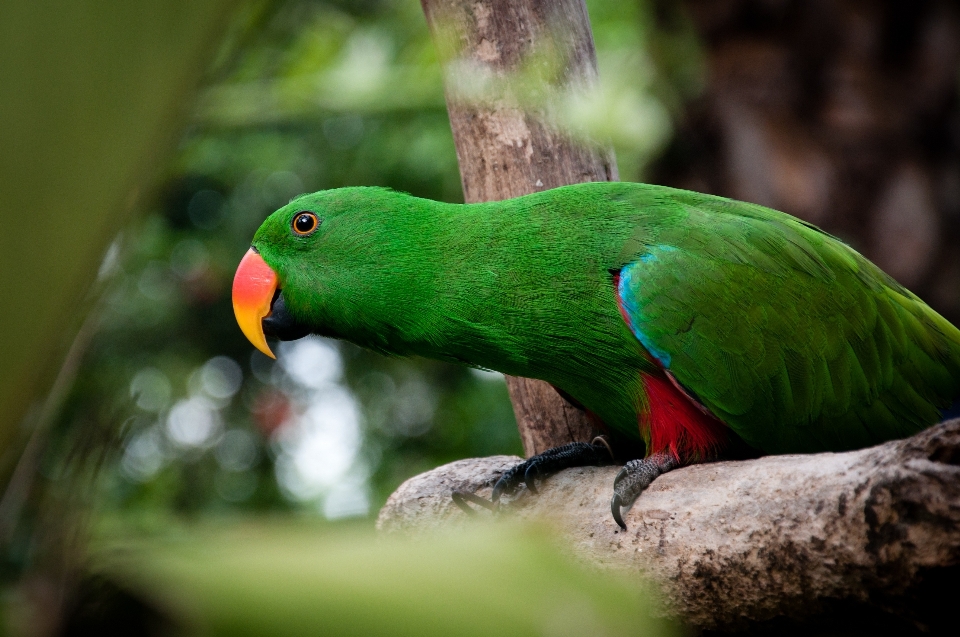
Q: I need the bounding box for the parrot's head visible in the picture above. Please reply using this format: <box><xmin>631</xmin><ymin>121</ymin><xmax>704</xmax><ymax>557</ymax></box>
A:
<box><xmin>232</xmin><ymin>186</ymin><xmax>413</xmax><ymax>358</ymax></box>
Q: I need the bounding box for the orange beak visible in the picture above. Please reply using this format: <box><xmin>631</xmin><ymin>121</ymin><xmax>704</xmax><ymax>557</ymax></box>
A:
<box><xmin>232</xmin><ymin>248</ymin><xmax>278</xmax><ymax>359</ymax></box>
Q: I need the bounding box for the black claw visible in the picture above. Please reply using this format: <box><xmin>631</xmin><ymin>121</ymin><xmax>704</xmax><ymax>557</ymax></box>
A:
<box><xmin>608</xmin><ymin>454</ymin><xmax>682</xmax><ymax>530</ymax></box>
<box><xmin>611</xmin><ymin>493</ymin><xmax>626</xmax><ymax>530</ymax></box>
<box><xmin>451</xmin><ymin>490</ymin><xmax>498</xmax><ymax>515</ymax></box>
<box><xmin>523</xmin><ymin>463</ymin><xmax>539</xmax><ymax>495</ymax></box>
<box><xmin>490</xmin><ymin>441</ymin><xmax>617</xmax><ymax>508</ymax></box>
<box><xmin>493</xmin><ymin>464</ymin><xmax>528</xmax><ymax>503</ymax></box>
<box><xmin>451</xmin><ymin>492</ymin><xmax>477</xmax><ymax>516</ymax></box>
<box><xmin>491</xmin><ymin>482</ymin><xmax>505</xmax><ymax>504</ymax></box>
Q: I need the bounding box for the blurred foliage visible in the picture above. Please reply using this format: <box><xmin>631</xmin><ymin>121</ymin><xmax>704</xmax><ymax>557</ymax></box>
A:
<box><xmin>6</xmin><ymin>0</ymin><xmax>957</xmax><ymax>633</ymax></box>
<box><xmin>0</xmin><ymin>0</ymin><xmax>242</xmax><ymax>483</ymax></box>
<box><xmin>35</xmin><ymin>0</ymin><xmax>692</xmax><ymax>534</ymax></box>
<box><xmin>74</xmin><ymin>520</ymin><xmax>676</xmax><ymax>637</ymax></box>
<box><xmin>0</xmin><ymin>0</ymin><xmax>698</xmax><ymax>631</ymax></box>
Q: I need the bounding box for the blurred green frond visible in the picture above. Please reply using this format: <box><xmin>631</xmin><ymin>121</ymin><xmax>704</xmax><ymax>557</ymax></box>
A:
<box><xmin>92</xmin><ymin>520</ymin><xmax>676</xmax><ymax>637</ymax></box>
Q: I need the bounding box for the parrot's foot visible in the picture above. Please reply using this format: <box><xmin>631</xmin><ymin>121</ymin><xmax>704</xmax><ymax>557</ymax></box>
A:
<box><xmin>451</xmin><ymin>439</ymin><xmax>615</xmax><ymax>515</ymax></box>
<box><xmin>450</xmin><ymin>490</ymin><xmax>498</xmax><ymax>515</ymax></box>
<box><xmin>610</xmin><ymin>453</ymin><xmax>679</xmax><ymax>531</ymax></box>
<box><xmin>492</xmin><ymin>439</ymin><xmax>615</xmax><ymax>503</ymax></box>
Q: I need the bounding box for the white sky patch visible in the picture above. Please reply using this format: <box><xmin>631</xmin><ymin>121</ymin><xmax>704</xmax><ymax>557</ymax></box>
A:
<box><xmin>166</xmin><ymin>396</ymin><xmax>223</xmax><ymax>449</ymax></box>
<box><xmin>185</xmin><ymin>355</ymin><xmax>244</xmax><ymax>410</ymax></box>
<box><xmin>122</xmin><ymin>356</ymin><xmax>243</xmax><ymax>483</ymax></box>
<box><xmin>390</xmin><ymin>375</ymin><xmax>436</xmax><ymax>437</ymax></box>
<box><xmin>275</xmin><ymin>386</ymin><xmax>361</xmax><ymax>498</ymax></box>
<box><xmin>273</xmin><ymin>337</ymin><xmax>369</xmax><ymax>518</ymax></box>
<box><xmin>119</xmin><ymin>337</ymin><xmax>369</xmax><ymax>517</ymax></box>
<box><xmin>278</xmin><ymin>337</ymin><xmax>342</xmax><ymax>388</ymax></box>
<box><xmin>200</xmin><ymin>356</ymin><xmax>243</xmax><ymax>399</ymax></box>
<box><xmin>323</xmin><ymin>466</ymin><xmax>371</xmax><ymax>520</ymax></box>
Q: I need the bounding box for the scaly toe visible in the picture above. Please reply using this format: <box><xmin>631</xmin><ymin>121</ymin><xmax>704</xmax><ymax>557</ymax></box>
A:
<box><xmin>608</xmin><ymin>454</ymin><xmax>681</xmax><ymax>530</ymax></box>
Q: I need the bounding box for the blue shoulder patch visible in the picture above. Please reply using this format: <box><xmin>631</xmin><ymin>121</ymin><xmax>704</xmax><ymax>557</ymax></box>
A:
<box><xmin>618</xmin><ymin>250</ymin><xmax>675</xmax><ymax>368</ymax></box>
<box><xmin>638</xmin><ymin>244</ymin><xmax>676</xmax><ymax>264</ymax></box>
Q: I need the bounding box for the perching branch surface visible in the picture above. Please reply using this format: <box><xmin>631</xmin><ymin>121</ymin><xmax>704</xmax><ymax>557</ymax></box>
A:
<box><xmin>378</xmin><ymin>419</ymin><xmax>960</xmax><ymax>632</ymax></box>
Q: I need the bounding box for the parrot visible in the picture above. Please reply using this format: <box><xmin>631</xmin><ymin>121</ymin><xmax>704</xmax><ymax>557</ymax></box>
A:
<box><xmin>232</xmin><ymin>182</ymin><xmax>960</xmax><ymax>529</ymax></box>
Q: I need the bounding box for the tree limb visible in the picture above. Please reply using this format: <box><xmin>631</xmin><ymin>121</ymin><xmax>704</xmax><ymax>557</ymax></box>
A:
<box><xmin>378</xmin><ymin>419</ymin><xmax>960</xmax><ymax>632</ymax></box>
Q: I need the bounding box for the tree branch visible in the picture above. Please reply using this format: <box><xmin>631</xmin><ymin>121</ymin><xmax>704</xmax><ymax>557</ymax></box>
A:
<box><xmin>378</xmin><ymin>419</ymin><xmax>960</xmax><ymax>632</ymax></box>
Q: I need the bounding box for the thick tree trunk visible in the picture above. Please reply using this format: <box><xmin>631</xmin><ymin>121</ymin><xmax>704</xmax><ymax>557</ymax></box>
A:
<box><xmin>420</xmin><ymin>0</ymin><xmax>619</xmax><ymax>456</ymax></box>
<box><xmin>378</xmin><ymin>419</ymin><xmax>960</xmax><ymax>635</ymax></box>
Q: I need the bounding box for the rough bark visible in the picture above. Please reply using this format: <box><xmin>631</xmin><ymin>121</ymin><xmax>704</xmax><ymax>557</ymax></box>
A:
<box><xmin>378</xmin><ymin>418</ymin><xmax>960</xmax><ymax>633</ymax></box>
<box><xmin>420</xmin><ymin>0</ymin><xmax>618</xmax><ymax>456</ymax></box>
<box><xmin>653</xmin><ymin>0</ymin><xmax>960</xmax><ymax>325</ymax></box>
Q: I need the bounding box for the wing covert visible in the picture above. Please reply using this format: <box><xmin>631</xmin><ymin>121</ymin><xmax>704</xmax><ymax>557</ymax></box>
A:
<box><xmin>616</xmin><ymin>197</ymin><xmax>960</xmax><ymax>454</ymax></box>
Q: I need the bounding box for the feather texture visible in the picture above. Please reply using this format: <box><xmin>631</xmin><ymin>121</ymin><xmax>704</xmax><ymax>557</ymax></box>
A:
<box><xmin>614</xmin><ymin>188</ymin><xmax>960</xmax><ymax>453</ymax></box>
<box><xmin>251</xmin><ymin>182</ymin><xmax>960</xmax><ymax>458</ymax></box>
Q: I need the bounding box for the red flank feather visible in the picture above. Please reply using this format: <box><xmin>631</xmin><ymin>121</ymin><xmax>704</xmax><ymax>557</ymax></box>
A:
<box><xmin>641</xmin><ymin>373</ymin><xmax>727</xmax><ymax>461</ymax></box>
<box><xmin>614</xmin><ymin>270</ymin><xmax>727</xmax><ymax>459</ymax></box>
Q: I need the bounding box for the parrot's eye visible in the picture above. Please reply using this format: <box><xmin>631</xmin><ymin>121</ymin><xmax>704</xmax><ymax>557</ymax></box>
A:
<box><xmin>292</xmin><ymin>212</ymin><xmax>319</xmax><ymax>236</ymax></box>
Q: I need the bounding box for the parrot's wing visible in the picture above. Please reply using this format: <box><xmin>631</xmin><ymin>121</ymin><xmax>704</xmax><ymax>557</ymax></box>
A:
<box><xmin>616</xmin><ymin>191</ymin><xmax>960</xmax><ymax>454</ymax></box>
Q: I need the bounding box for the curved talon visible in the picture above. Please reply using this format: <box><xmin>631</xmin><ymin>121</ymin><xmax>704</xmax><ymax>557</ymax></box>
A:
<box><xmin>451</xmin><ymin>492</ymin><xmax>477</xmax><ymax>516</ymax></box>
<box><xmin>491</xmin><ymin>475</ymin><xmax>511</xmax><ymax>503</ymax></box>
<box><xmin>611</xmin><ymin>493</ymin><xmax>626</xmax><ymax>530</ymax></box>
<box><xmin>451</xmin><ymin>490</ymin><xmax>498</xmax><ymax>515</ymax></box>
<box><xmin>523</xmin><ymin>463</ymin><xmax>539</xmax><ymax>495</ymax></box>
<box><xmin>491</xmin><ymin>442</ymin><xmax>617</xmax><ymax>510</ymax></box>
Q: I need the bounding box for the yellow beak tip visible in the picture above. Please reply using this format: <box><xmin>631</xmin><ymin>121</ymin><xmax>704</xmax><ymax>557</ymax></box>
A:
<box><xmin>233</xmin><ymin>248</ymin><xmax>279</xmax><ymax>360</ymax></box>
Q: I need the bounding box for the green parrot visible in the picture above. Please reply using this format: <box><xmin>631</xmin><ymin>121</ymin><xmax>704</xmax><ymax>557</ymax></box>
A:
<box><xmin>232</xmin><ymin>182</ymin><xmax>960</xmax><ymax>528</ymax></box>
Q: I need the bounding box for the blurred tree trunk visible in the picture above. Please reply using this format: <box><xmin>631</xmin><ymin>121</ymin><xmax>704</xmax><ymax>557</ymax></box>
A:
<box><xmin>421</xmin><ymin>0</ymin><xmax>619</xmax><ymax>457</ymax></box>
<box><xmin>652</xmin><ymin>0</ymin><xmax>960</xmax><ymax>323</ymax></box>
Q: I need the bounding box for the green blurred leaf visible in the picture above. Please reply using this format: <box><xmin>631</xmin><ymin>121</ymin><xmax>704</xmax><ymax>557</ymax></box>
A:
<box><xmin>94</xmin><ymin>520</ymin><xmax>676</xmax><ymax>637</ymax></box>
<box><xmin>0</xmin><ymin>0</ymin><xmax>243</xmax><ymax>460</ymax></box>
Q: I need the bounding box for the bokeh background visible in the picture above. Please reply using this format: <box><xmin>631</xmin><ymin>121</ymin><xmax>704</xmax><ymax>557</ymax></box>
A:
<box><xmin>42</xmin><ymin>0</ymin><xmax>693</xmax><ymax>528</ymax></box>
<box><xmin>1</xmin><ymin>0</ymin><xmax>958</xmax><ymax>633</ymax></box>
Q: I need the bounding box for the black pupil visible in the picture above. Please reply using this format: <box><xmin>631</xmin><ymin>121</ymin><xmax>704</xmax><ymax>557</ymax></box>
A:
<box><xmin>295</xmin><ymin>214</ymin><xmax>315</xmax><ymax>233</ymax></box>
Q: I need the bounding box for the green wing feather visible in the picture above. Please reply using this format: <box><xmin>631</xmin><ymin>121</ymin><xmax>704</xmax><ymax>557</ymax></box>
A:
<box><xmin>617</xmin><ymin>189</ymin><xmax>960</xmax><ymax>453</ymax></box>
